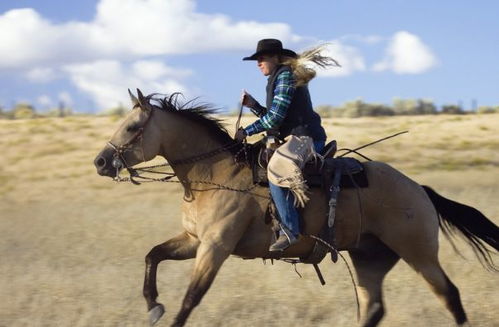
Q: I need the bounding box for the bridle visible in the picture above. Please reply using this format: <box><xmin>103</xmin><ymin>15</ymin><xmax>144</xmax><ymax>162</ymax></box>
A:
<box><xmin>107</xmin><ymin>105</ymin><xmax>154</xmax><ymax>183</ymax></box>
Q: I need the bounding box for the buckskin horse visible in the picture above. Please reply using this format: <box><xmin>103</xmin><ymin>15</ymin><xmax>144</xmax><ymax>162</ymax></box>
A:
<box><xmin>94</xmin><ymin>90</ymin><xmax>499</xmax><ymax>327</ymax></box>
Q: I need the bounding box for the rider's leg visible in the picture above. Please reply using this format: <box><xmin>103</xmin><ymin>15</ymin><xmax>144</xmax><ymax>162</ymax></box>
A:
<box><xmin>268</xmin><ymin>139</ymin><xmax>325</xmax><ymax>252</ymax></box>
<box><xmin>269</xmin><ymin>183</ymin><xmax>300</xmax><ymax>237</ymax></box>
<box><xmin>268</xmin><ymin>182</ymin><xmax>300</xmax><ymax>251</ymax></box>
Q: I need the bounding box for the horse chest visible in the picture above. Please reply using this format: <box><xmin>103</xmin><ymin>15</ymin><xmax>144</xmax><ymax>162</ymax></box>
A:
<box><xmin>181</xmin><ymin>204</ymin><xmax>199</xmax><ymax>236</ymax></box>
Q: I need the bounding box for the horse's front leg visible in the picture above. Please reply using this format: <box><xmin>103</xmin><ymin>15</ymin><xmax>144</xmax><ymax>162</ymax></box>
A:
<box><xmin>171</xmin><ymin>241</ymin><xmax>231</xmax><ymax>327</ymax></box>
<box><xmin>144</xmin><ymin>231</ymin><xmax>200</xmax><ymax>325</ymax></box>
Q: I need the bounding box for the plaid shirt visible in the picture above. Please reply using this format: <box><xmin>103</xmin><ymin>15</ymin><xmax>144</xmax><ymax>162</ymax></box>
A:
<box><xmin>244</xmin><ymin>70</ymin><xmax>296</xmax><ymax>136</ymax></box>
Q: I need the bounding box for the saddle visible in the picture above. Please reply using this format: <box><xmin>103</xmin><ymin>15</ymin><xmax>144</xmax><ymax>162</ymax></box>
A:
<box><xmin>249</xmin><ymin>139</ymin><xmax>368</xmax><ymax>268</ymax></box>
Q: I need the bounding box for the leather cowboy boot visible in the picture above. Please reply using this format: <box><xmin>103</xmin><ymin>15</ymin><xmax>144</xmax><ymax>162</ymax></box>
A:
<box><xmin>269</xmin><ymin>225</ymin><xmax>299</xmax><ymax>252</ymax></box>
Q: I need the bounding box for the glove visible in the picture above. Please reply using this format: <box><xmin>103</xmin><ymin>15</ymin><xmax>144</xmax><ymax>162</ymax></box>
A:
<box><xmin>241</xmin><ymin>90</ymin><xmax>257</xmax><ymax>109</ymax></box>
<box><xmin>235</xmin><ymin>128</ymin><xmax>247</xmax><ymax>142</ymax></box>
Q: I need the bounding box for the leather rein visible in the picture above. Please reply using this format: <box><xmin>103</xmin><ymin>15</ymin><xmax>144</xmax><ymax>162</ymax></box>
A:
<box><xmin>106</xmin><ymin>107</ymin><xmax>251</xmax><ymax>189</ymax></box>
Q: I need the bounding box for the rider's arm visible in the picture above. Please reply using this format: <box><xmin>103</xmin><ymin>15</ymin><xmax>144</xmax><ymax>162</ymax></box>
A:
<box><xmin>244</xmin><ymin>71</ymin><xmax>296</xmax><ymax>136</ymax></box>
<box><xmin>250</xmin><ymin>102</ymin><xmax>267</xmax><ymax>117</ymax></box>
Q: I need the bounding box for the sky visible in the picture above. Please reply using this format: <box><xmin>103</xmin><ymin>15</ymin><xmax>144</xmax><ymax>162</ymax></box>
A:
<box><xmin>0</xmin><ymin>0</ymin><xmax>498</xmax><ymax>113</ymax></box>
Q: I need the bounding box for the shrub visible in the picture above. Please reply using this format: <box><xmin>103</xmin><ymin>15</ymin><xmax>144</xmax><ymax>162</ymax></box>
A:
<box><xmin>315</xmin><ymin>105</ymin><xmax>341</xmax><ymax>118</ymax></box>
<box><xmin>477</xmin><ymin>106</ymin><xmax>499</xmax><ymax>114</ymax></box>
<box><xmin>392</xmin><ymin>98</ymin><xmax>436</xmax><ymax>115</ymax></box>
<box><xmin>12</xmin><ymin>103</ymin><xmax>37</xmax><ymax>119</ymax></box>
<box><xmin>104</xmin><ymin>106</ymin><xmax>127</xmax><ymax>117</ymax></box>
<box><xmin>441</xmin><ymin>104</ymin><xmax>465</xmax><ymax>114</ymax></box>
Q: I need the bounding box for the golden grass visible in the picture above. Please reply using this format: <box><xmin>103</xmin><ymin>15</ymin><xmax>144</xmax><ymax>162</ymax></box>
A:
<box><xmin>0</xmin><ymin>114</ymin><xmax>498</xmax><ymax>326</ymax></box>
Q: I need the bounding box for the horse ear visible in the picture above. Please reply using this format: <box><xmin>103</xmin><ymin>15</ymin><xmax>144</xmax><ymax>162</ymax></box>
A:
<box><xmin>136</xmin><ymin>88</ymin><xmax>150</xmax><ymax>112</ymax></box>
<box><xmin>137</xmin><ymin>88</ymin><xmax>144</xmax><ymax>100</ymax></box>
<box><xmin>128</xmin><ymin>89</ymin><xmax>139</xmax><ymax>107</ymax></box>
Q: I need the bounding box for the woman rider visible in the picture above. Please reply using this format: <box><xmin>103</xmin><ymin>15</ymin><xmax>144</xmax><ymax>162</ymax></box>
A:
<box><xmin>235</xmin><ymin>38</ymin><xmax>338</xmax><ymax>252</ymax></box>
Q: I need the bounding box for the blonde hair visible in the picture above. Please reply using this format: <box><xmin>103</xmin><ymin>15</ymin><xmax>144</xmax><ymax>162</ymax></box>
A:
<box><xmin>281</xmin><ymin>44</ymin><xmax>340</xmax><ymax>87</ymax></box>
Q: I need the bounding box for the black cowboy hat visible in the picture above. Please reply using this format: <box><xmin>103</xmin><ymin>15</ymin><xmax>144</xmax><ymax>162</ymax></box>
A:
<box><xmin>243</xmin><ymin>39</ymin><xmax>297</xmax><ymax>61</ymax></box>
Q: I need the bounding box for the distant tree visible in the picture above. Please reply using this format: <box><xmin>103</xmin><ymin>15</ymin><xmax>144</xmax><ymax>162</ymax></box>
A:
<box><xmin>105</xmin><ymin>104</ymin><xmax>127</xmax><ymax>117</ymax></box>
<box><xmin>12</xmin><ymin>103</ymin><xmax>37</xmax><ymax>119</ymax></box>
<box><xmin>477</xmin><ymin>106</ymin><xmax>499</xmax><ymax>114</ymax></box>
<box><xmin>362</xmin><ymin>103</ymin><xmax>394</xmax><ymax>116</ymax></box>
<box><xmin>313</xmin><ymin>98</ymin><xmax>483</xmax><ymax>118</ymax></box>
<box><xmin>53</xmin><ymin>101</ymin><xmax>74</xmax><ymax>117</ymax></box>
<box><xmin>416</xmin><ymin>99</ymin><xmax>437</xmax><ymax>114</ymax></box>
<box><xmin>44</xmin><ymin>107</ymin><xmax>73</xmax><ymax>117</ymax></box>
<box><xmin>441</xmin><ymin>104</ymin><xmax>465</xmax><ymax>114</ymax></box>
<box><xmin>392</xmin><ymin>98</ymin><xmax>416</xmax><ymax>115</ymax></box>
<box><xmin>339</xmin><ymin>99</ymin><xmax>394</xmax><ymax>117</ymax></box>
<box><xmin>342</xmin><ymin>99</ymin><xmax>364</xmax><ymax>117</ymax></box>
<box><xmin>315</xmin><ymin>105</ymin><xmax>341</xmax><ymax>118</ymax></box>
<box><xmin>392</xmin><ymin>98</ymin><xmax>436</xmax><ymax>115</ymax></box>
<box><xmin>58</xmin><ymin>101</ymin><xmax>65</xmax><ymax>117</ymax></box>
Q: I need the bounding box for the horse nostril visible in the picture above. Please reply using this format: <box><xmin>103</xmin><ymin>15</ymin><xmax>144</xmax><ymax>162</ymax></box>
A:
<box><xmin>95</xmin><ymin>157</ymin><xmax>106</xmax><ymax>168</ymax></box>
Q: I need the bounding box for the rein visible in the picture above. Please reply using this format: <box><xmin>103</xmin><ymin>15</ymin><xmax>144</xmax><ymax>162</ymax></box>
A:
<box><xmin>106</xmin><ymin>105</ymin><xmax>256</xmax><ymax>191</ymax></box>
<box><xmin>235</xmin><ymin>101</ymin><xmax>244</xmax><ymax>132</ymax></box>
<box><xmin>110</xmin><ymin>141</ymin><xmax>256</xmax><ymax>191</ymax></box>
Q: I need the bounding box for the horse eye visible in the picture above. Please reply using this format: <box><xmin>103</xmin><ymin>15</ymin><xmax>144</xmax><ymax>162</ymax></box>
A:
<box><xmin>126</xmin><ymin>124</ymin><xmax>140</xmax><ymax>132</ymax></box>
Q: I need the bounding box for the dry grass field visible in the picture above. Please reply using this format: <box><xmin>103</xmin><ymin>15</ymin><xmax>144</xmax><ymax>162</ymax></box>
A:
<box><xmin>1</xmin><ymin>113</ymin><xmax>498</xmax><ymax>327</ymax></box>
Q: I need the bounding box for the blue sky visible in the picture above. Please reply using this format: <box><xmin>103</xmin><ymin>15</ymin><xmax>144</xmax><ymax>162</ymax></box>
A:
<box><xmin>0</xmin><ymin>0</ymin><xmax>498</xmax><ymax>113</ymax></box>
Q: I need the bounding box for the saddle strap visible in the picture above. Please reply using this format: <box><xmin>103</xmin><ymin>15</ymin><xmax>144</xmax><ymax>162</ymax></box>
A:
<box><xmin>326</xmin><ymin>164</ymin><xmax>343</xmax><ymax>263</ymax></box>
<box><xmin>313</xmin><ymin>263</ymin><xmax>326</xmax><ymax>286</ymax></box>
<box><xmin>328</xmin><ymin>167</ymin><xmax>343</xmax><ymax>227</ymax></box>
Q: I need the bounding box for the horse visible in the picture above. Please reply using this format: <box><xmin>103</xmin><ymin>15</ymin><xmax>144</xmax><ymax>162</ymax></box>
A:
<box><xmin>94</xmin><ymin>90</ymin><xmax>499</xmax><ymax>327</ymax></box>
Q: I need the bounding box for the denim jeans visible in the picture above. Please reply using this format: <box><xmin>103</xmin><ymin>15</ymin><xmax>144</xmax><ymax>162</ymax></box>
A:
<box><xmin>269</xmin><ymin>139</ymin><xmax>325</xmax><ymax>237</ymax></box>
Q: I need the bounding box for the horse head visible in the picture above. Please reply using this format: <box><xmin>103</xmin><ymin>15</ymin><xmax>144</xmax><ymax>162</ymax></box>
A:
<box><xmin>94</xmin><ymin>89</ymin><xmax>162</xmax><ymax>178</ymax></box>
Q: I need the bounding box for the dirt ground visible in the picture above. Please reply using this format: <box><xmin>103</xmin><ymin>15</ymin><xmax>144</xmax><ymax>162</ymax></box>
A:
<box><xmin>1</xmin><ymin>113</ymin><xmax>498</xmax><ymax>326</ymax></box>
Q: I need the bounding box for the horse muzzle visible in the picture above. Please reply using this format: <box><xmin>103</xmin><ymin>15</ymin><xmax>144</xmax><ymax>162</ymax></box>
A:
<box><xmin>94</xmin><ymin>147</ymin><xmax>121</xmax><ymax>177</ymax></box>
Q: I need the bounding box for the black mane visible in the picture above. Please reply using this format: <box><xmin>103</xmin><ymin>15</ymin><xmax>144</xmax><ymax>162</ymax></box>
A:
<box><xmin>146</xmin><ymin>93</ymin><xmax>237</xmax><ymax>146</ymax></box>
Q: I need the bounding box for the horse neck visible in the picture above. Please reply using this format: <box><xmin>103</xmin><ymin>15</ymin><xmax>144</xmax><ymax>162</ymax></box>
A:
<box><xmin>156</xmin><ymin>113</ymin><xmax>240</xmax><ymax>182</ymax></box>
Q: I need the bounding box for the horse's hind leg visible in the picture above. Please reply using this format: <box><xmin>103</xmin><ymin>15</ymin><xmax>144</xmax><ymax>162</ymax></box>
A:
<box><xmin>349</xmin><ymin>235</ymin><xmax>400</xmax><ymax>327</ymax></box>
<box><xmin>143</xmin><ymin>231</ymin><xmax>199</xmax><ymax>325</ymax></box>
<box><xmin>411</xmin><ymin>259</ymin><xmax>467</xmax><ymax>325</ymax></box>
<box><xmin>377</xmin><ymin>213</ymin><xmax>468</xmax><ymax>325</ymax></box>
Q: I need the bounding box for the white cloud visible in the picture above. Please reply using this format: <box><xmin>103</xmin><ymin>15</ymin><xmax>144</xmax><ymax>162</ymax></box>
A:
<box><xmin>26</xmin><ymin>67</ymin><xmax>58</xmax><ymax>83</ymax></box>
<box><xmin>1</xmin><ymin>2</ymin><xmax>438</xmax><ymax>111</ymax></box>
<box><xmin>63</xmin><ymin>60</ymin><xmax>190</xmax><ymax>109</ymax></box>
<box><xmin>373</xmin><ymin>31</ymin><xmax>438</xmax><ymax>74</ymax></box>
<box><xmin>315</xmin><ymin>42</ymin><xmax>366</xmax><ymax>77</ymax></box>
<box><xmin>37</xmin><ymin>95</ymin><xmax>52</xmax><ymax>107</ymax></box>
<box><xmin>131</xmin><ymin>61</ymin><xmax>192</xmax><ymax>81</ymax></box>
<box><xmin>0</xmin><ymin>0</ymin><xmax>298</xmax><ymax>110</ymax></box>
<box><xmin>0</xmin><ymin>0</ymin><xmax>296</xmax><ymax>70</ymax></box>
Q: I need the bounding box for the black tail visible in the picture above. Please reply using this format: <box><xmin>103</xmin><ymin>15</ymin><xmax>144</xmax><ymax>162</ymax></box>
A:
<box><xmin>422</xmin><ymin>185</ymin><xmax>499</xmax><ymax>271</ymax></box>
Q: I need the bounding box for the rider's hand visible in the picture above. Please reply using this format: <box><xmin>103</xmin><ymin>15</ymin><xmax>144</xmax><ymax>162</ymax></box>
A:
<box><xmin>241</xmin><ymin>90</ymin><xmax>257</xmax><ymax>109</ymax></box>
<box><xmin>235</xmin><ymin>127</ymin><xmax>247</xmax><ymax>143</ymax></box>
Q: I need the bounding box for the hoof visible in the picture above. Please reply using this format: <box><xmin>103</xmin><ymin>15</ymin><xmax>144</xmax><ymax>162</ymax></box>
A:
<box><xmin>148</xmin><ymin>303</ymin><xmax>165</xmax><ymax>326</ymax></box>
